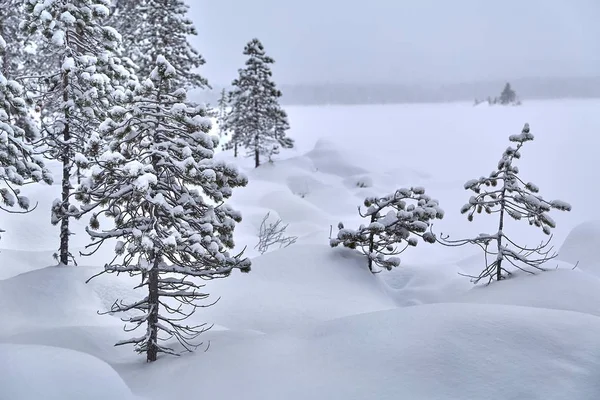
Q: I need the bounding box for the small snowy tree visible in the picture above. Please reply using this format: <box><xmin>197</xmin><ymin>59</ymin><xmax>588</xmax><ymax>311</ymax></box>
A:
<box><xmin>440</xmin><ymin>123</ymin><xmax>571</xmax><ymax>283</ymax></box>
<box><xmin>77</xmin><ymin>56</ymin><xmax>250</xmax><ymax>362</ymax></box>
<box><xmin>108</xmin><ymin>0</ymin><xmax>207</xmax><ymax>90</ymax></box>
<box><xmin>0</xmin><ymin>37</ymin><xmax>53</xmax><ymax>236</ymax></box>
<box><xmin>330</xmin><ymin>188</ymin><xmax>444</xmax><ymax>273</ymax></box>
<box><xmin>22</xmin><ymin>0</ymin><xmax>134</xmax><ymax>265</ymax></box>
<box><xmin>224</xmin><ymin>39</ymin><xmax>293</xmax><ymax>167</ymax></box>
<box><xmin>499</xmin><ymin>82</ymin><xmax>517</xmax><ymax>105</ymax></box>
<box><xmin>216</xmin><ymin>88</ymin><xmax>228</xmax><ymax>137</ymax></box>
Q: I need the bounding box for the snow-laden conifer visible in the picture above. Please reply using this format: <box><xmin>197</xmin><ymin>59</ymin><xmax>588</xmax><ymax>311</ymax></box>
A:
<box><xmin>77</xmin><ymin>56</ymin><xmax>250</xmax><ymax>362</ymax></box>
<box><xmin>216</xmin><ymin>88</ymin><xmax>228</xmax><ymax>137</ymax></box>
<box><xmin>0</xmin><ymin>0</ymin><xmax>40</xmax><ymax>142</ymax></box>
<box><xmin>0</xmin><ymin>36</ymin><xmax>53</xmax><ymax>237</ymax></box>
<box><xmin>108</xmin><ymin>0</ymin><xmax>207</xmax><ymax>90</ymax></box>
<box><xmin>499</xmin><ymin>82</ymin><xmax>517</xmax><ymax>105</ymax></box>
<box><xmin>223</xmin><ymin>39</ymin><xmax>293</xmax><ymax>167</ymax></box>
<box><xmin>21</xmin><ymin>0</ymin><xmax>134</xmax><ymax>265</ymax></box>
<box><xmin>440</xmin><ymin>123</ymin><xmax>571</xmax><ymax>283</ymax></box>
<box><xmin>331</xmin><ymin>188</ymin><xmax>444</xmax><ymax>273</ymax></box>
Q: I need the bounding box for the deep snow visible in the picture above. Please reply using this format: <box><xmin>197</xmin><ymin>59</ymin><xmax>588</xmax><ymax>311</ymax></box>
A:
<box><xmin>2</xmin><ymin>99</ymin><xmax>600</xmax><ymax>399</ymax></box>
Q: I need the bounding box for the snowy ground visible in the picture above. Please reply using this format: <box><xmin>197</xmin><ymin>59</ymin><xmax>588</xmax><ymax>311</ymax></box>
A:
<box><xmin>2</xmin><ymin>99</ymin><xmax>600</xmax><ymax>399</ymax></box>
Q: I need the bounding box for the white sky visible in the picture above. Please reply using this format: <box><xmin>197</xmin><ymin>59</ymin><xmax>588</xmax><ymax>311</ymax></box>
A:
<box><xmin>188</xmin><ymin>0</ymin><xmax>600</xmax><ymax>85</ymax></box>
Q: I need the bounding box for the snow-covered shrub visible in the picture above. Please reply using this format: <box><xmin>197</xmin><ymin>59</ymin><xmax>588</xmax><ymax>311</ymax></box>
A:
<box><xmin>255</xmin><ymin>212</ymin><xmax>298</xmax><ymax>255</ymax></box>
<box><xmin>440</xmin><ymin>123</ymin><xmax>571</xmax><ymax>283</ymax></box>
<box><xmin>331</xmin><ymin>187</ymin><xmax>444</xmax><ymax>273</ymax></box>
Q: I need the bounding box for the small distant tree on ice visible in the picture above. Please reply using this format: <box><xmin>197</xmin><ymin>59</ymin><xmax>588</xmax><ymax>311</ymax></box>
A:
<box><xmin>330</xmin><ymin>188</ymin><xmax>444</xmax><ymax>273</ymax></box>
<box><xmin>439</xmin><ymin>123</ymin><xmax>571</xmax><ymax>283</ymax></box>
<box><xmin>499</xmin><ymin>82</ymin><xmax>517</xmax><ymax>105</ymax></box>
<box><xmin>77</xmin><ymin>56</ymin><xmax>250</xmax><ymax>362</ymax></box>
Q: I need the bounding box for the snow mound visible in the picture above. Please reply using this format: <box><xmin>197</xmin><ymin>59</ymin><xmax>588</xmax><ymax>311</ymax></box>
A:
<box><xmin>0</xmin><ymin>344</ymin><xmax>140</xmax><ymax>400</ymax></box>
<box><xmin>558</xmin><ymin>220</ymin><xmax>600</xmax><ymax>276</ymax></box>
<box><xmin>257</xmin><ymin>189</ymin><xmax>332</xmax><ymax>225</ymax></box>
<box><xmin>198</xmin><ymin>244</ymin><xmax>395</xmax><ymax>333</ymax></box>
<box><xmin>342</xmin><ymin>174</ymin><xmax>373</xmax><ymax>189</ymax></box>
<box><xmin>304</xmin><ymin>139</ymin><xmax>368</xmax><ymax>177</ymax></box>
<box><xmin>0</xmin><ymin>265</ymin><xmax>135</xmax><ymax>335</ymax></box>
<box><xmin>451</xmin><ymin>269</ymin><xmax>600</xmax><ymax>317</ymax></box>
<box><xmin>129</xmin><ymin>303</ymin><xmax>600</xmax><ymax>400</ymax></box>
<box><xmin>382</xmin><ymin>262</ymin><xmax>471</xmax><ymax>306</ymax></box>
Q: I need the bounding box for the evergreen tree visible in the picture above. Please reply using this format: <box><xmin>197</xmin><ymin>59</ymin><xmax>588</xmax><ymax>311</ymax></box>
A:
<box><xmin>108</xmin><ymin>0</ymin><xmax>207</xmax><ymax>90</ymax></box>
<box><xmin>22</xmin><ymin>0</ymin><xmax>134</xmax><ymax>265</ymax></box>
<box><xmin>440</xmin><ymin>124</ymin><xmax>571</xmax><ymax>283</ymax></box>
<box><xmin>0</xmin><ymin>34</ymin><xmax>53</xmax><ymax>236</ymax></box>
<box><xmin>0</xmin><ymin>0</ymin><xmax>25</xmax><ymax>78</ymax></box>
<box><xmin>77</xmin><ymin>56</ymin><xmax>250</xmax><ymax>362</ymax></box>
<box><xmin>224</xmin><ymin>38</ymin><xmax>293</xmax><ymax>167</ymax></box>
<box><xmin>216</xmin><ymin>88</ymin><xmax>228</xmax><ymax>137</ymax></box>
<box><xmin>499</xmin><ymin>82</ymin><xmax>517</xmax><ymax>105</ymax></box>
<box><xmin>330</xmin><ymin>187</ymin><xmax>443</xmax><ymax>273</ymax></box>
<box><xmin>0</xmin><ymin>0</ymin><xmax>40</xmax><ymax>142</ymax></box>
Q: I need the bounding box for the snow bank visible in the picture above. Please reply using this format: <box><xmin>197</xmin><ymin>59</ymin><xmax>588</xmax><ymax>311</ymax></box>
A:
<box><xmin>197</xmin><ymin>244</ymin><xmax>395</xmax><ymax>333</ymax></box>
<box><xmin>0</xmin><ymin>344</ymin><xmax>140</xmax><ymax>400</ymax></box>
<box><xmin>0</xmin><ymin>265</ymin><xmax>135</xmax><ymax>335</ymax></box>
<box><xmin>558</xmin><ymin>220</ymin><xmax>600</xmax><ymax>276</ymax></box>
<box><xmin>382</xmin><ymin>262</ymin><xmax>472</xmax><ymax>306</ymax></box>
<box><xmin>304</xmin><ymin>139</ymin><xmax>368</xmax><ymax>177</ymax></box>
<box><xmin>128</xmin><ymin>303</ymin><xmax>600</xmax><ymax>400</ymax></box>
<box><xmin>451</xmin><ymin>268</ymin><xmax>600</xmax><ymax>317</ymax></box>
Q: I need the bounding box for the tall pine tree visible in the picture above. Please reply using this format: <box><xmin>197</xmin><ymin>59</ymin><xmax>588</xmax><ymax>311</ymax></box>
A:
<box><xmin>224</xmin><ymin>39</ymin><xmax>293</xmax><ymax>167</ymax></box>
<box><xmin>0</xmin><ymin>33</ymin><xmax>53</xmax><ymax>235</ymax></box>
<box><xmin>0</xmin><ymin>0</ymin><xmax>39</xmax><ymax>142</ymax></box>
<box><xmin>77</xmin><ymin>56</ymin><xmax>250</xmax><ymax>362</ymax></box>
<box><xmin>108</xmin><ymin>0</ymin><xmax>207</xmax><ymax>90</ymax></box>
<box><xmin>22</xmin><ymin>0</ymin><xmax>134</xmax><ymax>265</ymax></box>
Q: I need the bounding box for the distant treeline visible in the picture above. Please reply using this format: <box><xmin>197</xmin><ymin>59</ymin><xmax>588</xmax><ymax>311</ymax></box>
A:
<box><xmin>191</xmin><ymin>77</ymin><xmax>600</xmax><ymax>106</ymax></box>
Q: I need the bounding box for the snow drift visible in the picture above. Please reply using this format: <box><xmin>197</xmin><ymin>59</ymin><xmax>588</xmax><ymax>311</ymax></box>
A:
<box><xmin>0</xmin><ymin>344</ymin><xmax>139</xmax><ymax>400</ymax></box>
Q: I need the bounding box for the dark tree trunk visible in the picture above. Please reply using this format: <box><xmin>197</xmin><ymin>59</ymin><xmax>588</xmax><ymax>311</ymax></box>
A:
<box><xmin>59</xmin><ymin>72</ymin><xmax>70</xmax><ymax>266</ymax></box>
<box><xmin>367</xmin><ymin>214</ymin><xmax>376</xmax><ymax>273</ymax></box>
<box><xmin>254</xmin><ymin>134</ymin><xmax>260</xmax><ymax>168</ymax></box>
<box><xmin>496</xmin><ymin>184</ymin><xmax>507</xmax><ymax>281</ymax></box>
<box><xmin>233</xmin><ymin>141</ymin><xmax>238</xmax><ymax>158</ymax></box>
<box><xmin>146</xmin><ymin>256</ymin><xmax>160</xmax><ymax>362</ymax></box>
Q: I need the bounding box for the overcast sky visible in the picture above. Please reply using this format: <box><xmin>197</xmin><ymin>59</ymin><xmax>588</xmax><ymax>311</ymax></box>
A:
<box><xmin>188</xmin><ymin>0</ymin><xmax>600</xmax><ymax>86</ymax></box>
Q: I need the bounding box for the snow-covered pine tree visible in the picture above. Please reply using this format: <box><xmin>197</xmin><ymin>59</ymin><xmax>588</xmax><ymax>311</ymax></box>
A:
<box><xmin>224</xmin><ymin>38</ymin><xmax>293</xmax><ymax>167</ymax></box>
<box><xmin>0</xmin><ymin>35</ymin><xmax>53</xmax><ymax>236</ymax></box>
<box><xmin>0</xmin><ymin>0</ymin><xmax>40</xmax><ymax>142</ymax></box>
<box><xmin>0</xmin><ymin>0</ymin><xmax>25</xmax><ymax>78</ymax></box>
<box><xmin>77</xmin><ymin>56</ymin><xmax>250</xmax><ymax>362</ymax></box>
<box><xmin>499</xmin><ymin>82</ymin><xmax>517</xmax><ymax>105</ymax></box>
<box><xmin>265</xmin><ymin>107</ymin><xmax>294</xmax><ymax>163</ymax></box>
<box><xmin>216</xmin><ymin>88</ymin><xmax>228</xmax><ymax>137</ymax></box>
<box><xmin>21</xmin><ymin>0</ymin><xmax>134</xmax><ymax>265</ymax></box>
<box><xmin>107</xmin><ymin>0</ymin><xmax>207</xmax><ymax>90</ymax></box>
<box><xmin>330</xmin><ymin>187</ymin><xmax>443</xmax><ymax>273</ymax></box>
<box><xmin>440</xmin><ymin>124</ymin><xmax>571</xmax><ymax>283</ymax></box>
